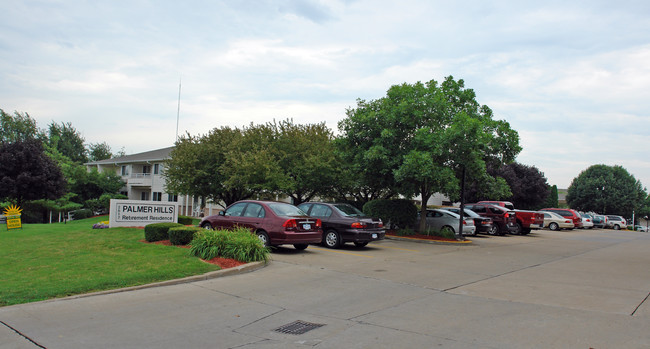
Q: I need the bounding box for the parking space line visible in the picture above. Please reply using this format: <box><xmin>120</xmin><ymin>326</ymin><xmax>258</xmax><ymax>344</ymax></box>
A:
<box><xmin>310</xmin><ymin>247</ymin><xmax>374</xmax><ymax>258</ymax></box>
<box><xmin>377</xmin><ymin>245</ymin><xmax>419</xmax><ymax>252</ymax></box>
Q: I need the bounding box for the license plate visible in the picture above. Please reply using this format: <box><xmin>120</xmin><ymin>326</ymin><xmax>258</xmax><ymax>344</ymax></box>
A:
<box><xmin>372</xmin><ymin>233</ymin><xmax>378</xmax><ymax>239</ymax></box>
<box><xmin>303</xmin><ymin>224</ymin><xmax>311</xmax><ymax>230</ymax></box>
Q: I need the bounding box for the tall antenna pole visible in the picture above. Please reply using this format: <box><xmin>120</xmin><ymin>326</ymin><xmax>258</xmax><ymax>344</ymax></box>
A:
<box><xmin>175</xmin><ymin>78</ymin><xmax>181</xmax><ymax>142</ymax></box>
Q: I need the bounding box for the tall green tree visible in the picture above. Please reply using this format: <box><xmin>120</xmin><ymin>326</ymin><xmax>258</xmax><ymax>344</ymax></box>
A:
<box><xmin>466</xmin><ymin>162</ymin><xmax>549</xmax><ymax>209</ymax></box>
<box><xmin>47</xmin><ymin>121</ymin><xmax>88</xmax><ymax>163</ymax></box>
<box><xmin>88</xmin><ymin>142</ymin><xmax>113</xmax><ymax>161</ymax></box>
<box><xmin>164</xmin><ymin>128</ymin><xmax>256</xmax><ymax>207</ymax></box>
<box><xmin>339</xmin><ymin>77</ymin><xmax>521</xmax><ymax>233</ymax></box>
<box><xmin>566</xmin><ymin>164</ymin><xmax>646</xmax><ymax>217</ymax></box>
<box><xmin>267</xmin><ymin>120</ymin><xmax>339</xmax><ymax>205</ymax></box>
<box><xmin>0</xmin><ymin>109</ymin><xmax>44</xmax><ymax>142</ymax></box>
<box><xmin>543</xmin><ymin>185</ymin><xmax>559</xmax><ymax>208</ymax></box>
<box><xmin>0</xmin><ymin>139</ymin><xmax>66</xmax><ymax>206</ymax></box>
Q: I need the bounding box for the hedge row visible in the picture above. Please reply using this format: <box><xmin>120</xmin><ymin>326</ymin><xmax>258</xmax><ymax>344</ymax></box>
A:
<box><xmin>144</xmin><ymin>223</ymin><xmax>184</xmax><ymax>242</ymax></box>
<box><xmin>168</xmin><ymin>226</ymin><xmax>202</xmax><ymax>245</ymax></box>
<box><xmin>363</xmin><ymin>199</ymin><xmax>418</xmax><ymax>229</ymax></box>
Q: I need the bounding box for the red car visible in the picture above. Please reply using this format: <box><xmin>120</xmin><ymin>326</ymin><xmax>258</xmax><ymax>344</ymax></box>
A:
<box><xmin>199</xmin><ymin>200</ymin><xmax>323</xmax><ymax>250</ymax></box>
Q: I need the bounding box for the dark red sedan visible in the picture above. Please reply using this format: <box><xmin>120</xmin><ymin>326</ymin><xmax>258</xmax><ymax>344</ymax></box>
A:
<box><xmin>199</xmin><ymin>200</ymin><xmax>323</xmax><ymax>250</ymax></box>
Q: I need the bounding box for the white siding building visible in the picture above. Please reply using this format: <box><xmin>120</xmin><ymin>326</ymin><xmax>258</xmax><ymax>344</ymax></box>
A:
<box><xmin>85</xmin><ymin>147</ymin><xmax>201</xmax><ymax>217</ymax></box>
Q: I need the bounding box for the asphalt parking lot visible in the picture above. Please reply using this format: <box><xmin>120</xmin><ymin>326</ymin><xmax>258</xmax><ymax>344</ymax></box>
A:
<box><xmin>2</xmin><ymin>228</ymin><xmax>650</xmax><ymax>348</ymax></box>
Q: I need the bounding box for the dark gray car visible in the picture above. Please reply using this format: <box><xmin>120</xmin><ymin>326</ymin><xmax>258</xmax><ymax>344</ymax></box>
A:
<box><xmin>298</xmin><ymin>202</ymin><xmax>385</xmax><ymax>248</ymax></box>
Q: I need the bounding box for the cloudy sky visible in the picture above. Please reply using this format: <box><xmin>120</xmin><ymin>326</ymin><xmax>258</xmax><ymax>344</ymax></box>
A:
<box><xmin>1</xmin><ymin>0</ymin><xmax>649</xmax><ymax>189</ymax></box>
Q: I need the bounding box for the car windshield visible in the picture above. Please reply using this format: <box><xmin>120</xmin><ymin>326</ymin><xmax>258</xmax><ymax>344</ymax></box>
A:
<box><xmin>333</xmin><ymin>204</ymin><xmax>366</xmax><ymax>217</ymax></box>
<box><xmin>267</xmin><ymin>203</ymin><xmax>308</xmax><ymax>217</ymax></box>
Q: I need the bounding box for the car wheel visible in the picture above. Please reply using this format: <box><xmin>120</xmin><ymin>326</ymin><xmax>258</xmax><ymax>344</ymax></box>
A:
<box><xmin>441</xmin><ymin>225</ymin><xmax>455</xmax><ymax>236</ymax></box>
<box><xmin>323</xmin><ymin>230</ymin><xmax>342</xmax><ymax>249</ymax></box>
<box><xmin>202</xmin><ymin>222</ymin><xmax>213</xmax><ymax>230</ymax></box>
<box><xmin>354</xmin><ymin>242</ymin><xmax>368</xmax><ymax>248</ymax></box>
<box><xmin>256</xmin><ymin>231</ymin><xmax>270</xmax><ymax>247</ymax></box>
<box><xmin>513</xmin><ymin>222</ymin><xmax>523</xmax><ymax>235</ymax></box>
<box><xmin>614</xmin><ymin>224</ymin><xmax>621</xmax><ymax>230</ymax></box>
<box><xmin>549</xmin><ymin>222</ymin><xmax>559</xmax><ymax>231</ymax></box>
<box><xmin>488</xmin><ymin>225</ymin><xmax>499</xmax><ymax>235</ymax></box>
<box><xmin>293</xmin><ymin>244</ymin><xmax>308</xmax><ymax>250</ymax></box>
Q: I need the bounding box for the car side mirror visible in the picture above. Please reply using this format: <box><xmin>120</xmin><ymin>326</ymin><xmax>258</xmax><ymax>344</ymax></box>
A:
<box><xmin>219</xmin><ymin>211</ymin><xmax>225</xmax><ymax>216</ymax></box>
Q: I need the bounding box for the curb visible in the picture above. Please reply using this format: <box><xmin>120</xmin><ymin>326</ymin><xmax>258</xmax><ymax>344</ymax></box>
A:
<box><xmin>36</xmin><ymin>261</ymin><xmax>269</xmax><ymax>304</ymax></box>
<box><xmin>385</xmin><ymin>235</ymin><xmax>473</xmax><ymax>245</ymax></box>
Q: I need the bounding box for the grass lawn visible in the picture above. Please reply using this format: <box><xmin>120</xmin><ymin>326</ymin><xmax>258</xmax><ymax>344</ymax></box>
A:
<box><xmin>0</xmin><ymin>216</ymin><xmax>219</xmax><ymax>307</ymax></box>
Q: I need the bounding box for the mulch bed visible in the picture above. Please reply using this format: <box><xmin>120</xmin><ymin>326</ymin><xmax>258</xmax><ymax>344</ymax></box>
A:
<box><xmin>140</xmin><ymin>239</ymin><xmax>246</xmax><ymax>269</ymax></box>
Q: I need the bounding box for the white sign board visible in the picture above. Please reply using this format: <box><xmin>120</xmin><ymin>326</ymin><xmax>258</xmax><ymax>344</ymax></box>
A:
<box><xmin>109</xmin><ymin>199</ymin><xmax>178</xmax><ymax>228</ymax></box>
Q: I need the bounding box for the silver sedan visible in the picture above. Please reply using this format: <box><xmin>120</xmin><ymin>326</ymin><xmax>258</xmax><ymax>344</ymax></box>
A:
<box><xmin>423</xmin><ymin>209</ymin><xmax>476</xmax><ymax>236</ymax></box>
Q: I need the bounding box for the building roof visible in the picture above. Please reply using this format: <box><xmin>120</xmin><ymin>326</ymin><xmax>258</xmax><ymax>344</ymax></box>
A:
<box><xmin>85</xmin><ymin>146</ymin><xmax>175</xmax><ymax>165</ymax></box>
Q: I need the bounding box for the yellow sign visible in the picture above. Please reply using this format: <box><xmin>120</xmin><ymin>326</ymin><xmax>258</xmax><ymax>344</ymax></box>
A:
<box><xmin>3</xmin><ymin>205</ymin><xmax>22</xmax><ymax>230</ymax></box>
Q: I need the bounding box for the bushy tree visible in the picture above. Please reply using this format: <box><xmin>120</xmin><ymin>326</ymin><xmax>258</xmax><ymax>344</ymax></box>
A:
<box><xmin>164</xmin><ymin>127</ymin><xmax>256</xmax><ymax>207</ymax></box>
<box><xmin>566</xmin><ymin>164</ymin><xmax>646</xmax><ymax>217</ymax></box>
<box><xmin>0</xmin><ymin>109</ymin><xmax>44</xmax><ymax>142</ymax></box>
<box><xmin>47</xmin><ymin>121</ymin><xmax>87</xmax><ymax>163</ymax></box>
<box><xmin>338</xmin><ymin>77</ymin><xmax>521</xmax><ymax>233</ymax></box>
<box><xmin>88</xmin><ymin>142</ymin><xmax>113</xmax><ymax>161</ymax></box>
<box><xmin>466</xmin><ymin>162</ymin><xmax>549</xmax><ymax>209</ymax></box>
<box><xmin>0</xmin><ymin>139</ymin><xmax>66</xmax><ymax>206</ymax></box>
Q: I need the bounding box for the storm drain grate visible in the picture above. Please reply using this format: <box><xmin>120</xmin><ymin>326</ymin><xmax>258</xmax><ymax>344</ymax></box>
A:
<box><xmin>274</xmin><ymin>320</ymin><xmax>325</xmax><ymax>335</ymax></box>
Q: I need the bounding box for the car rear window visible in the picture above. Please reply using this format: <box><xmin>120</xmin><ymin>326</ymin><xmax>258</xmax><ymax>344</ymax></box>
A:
<box><xmin>267</xmin><ymin>203</ymin><xmax>308</xmax><ymax>217</ymax></box>
<box><xmin>333</xmin><ymin>204</ymin><xmax>366</xmax><ymax>217</ymax></box>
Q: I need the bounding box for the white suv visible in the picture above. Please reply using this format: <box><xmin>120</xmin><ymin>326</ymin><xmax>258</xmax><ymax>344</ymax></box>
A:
<box><xmin>606</xmin><ymin>215</ymin><xmax>627</xmax><ymax>230</ymax></box>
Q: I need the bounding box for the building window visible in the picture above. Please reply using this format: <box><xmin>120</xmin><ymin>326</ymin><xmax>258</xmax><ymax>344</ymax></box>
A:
<box><xmin>141</xmin><ymin>192</ymin><xmax>150</xmax><ymax>201</ymax></box>
<box><xmin>168</xmin><ymin>194</ymin><xmax>178</xmax><ymax>202</ymax></box>
<box><xmin>153</xmin><ymin>192</ymin><xmax>162</xmax><ymax>201</ymax></box>
<box><xmin>121</xmin><ymin>165</ymin><xmax>129</xmax><ymax>176</ymax></box>
<box><xmin>142</xmin><ymin>165</ymin><xmax>151</xmax><ymax>174</ymax></box>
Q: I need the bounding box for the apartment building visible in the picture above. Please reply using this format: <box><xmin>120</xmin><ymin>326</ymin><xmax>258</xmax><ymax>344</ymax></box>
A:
<box><xmin>85</xmin><ymin>146</ymin><xmax>201</xmax><ymax>216</ymax></box>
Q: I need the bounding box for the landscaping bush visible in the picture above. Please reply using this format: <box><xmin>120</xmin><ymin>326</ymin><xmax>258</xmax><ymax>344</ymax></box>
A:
<box><xmin>71</xmin><ymin>209</ymin><xmax>93</xmax><ymax>220</ymax></box>
<box><xmin>168</xmin><ymin>226</ymin><xmax>202</xmax><ymax>245</ymax></box>
<box><xmin>363</xmin><ymin>199</ymin><xmax>418</xmax><ymax>229</ymax></box>
<box><xmin>144</xmin><ymin>222</ymin><xmax>184</xmax><ymax>242</ymax></box>
<box><xmin>189</xmin><ymin>227</ymin><xmax>269</xmax><ymax>263</ymax></box>
<box><xmin>177</xmin><ymin>215</ymin><xmax>194</xmax><ymax>225</ymax></box>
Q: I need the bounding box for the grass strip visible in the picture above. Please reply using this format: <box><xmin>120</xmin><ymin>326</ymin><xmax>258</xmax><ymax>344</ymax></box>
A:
<box><xmin>0</xmin><ymin>216</ymin><xmax>219</xmax><ymax>306</ymax></box>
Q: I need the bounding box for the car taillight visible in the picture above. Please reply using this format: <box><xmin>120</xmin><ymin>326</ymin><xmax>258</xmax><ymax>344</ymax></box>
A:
<box><xmin>378</xmin><ymin>222</ymin><xmax>384</xmax><ymax>228</ymax></box>
<box><xmin>565</xmin><ymin>220</ymin><xmax>571</xmax><ymax>223</ymax></box>
<box><xmin>283</xmin><ymin>219</ymin><xmax>297</xmax><ymax>228</ymax></box>
<box><xmin>462</xmin><ymin>220</ymin><xmax>467</xmax><ymax>225</ymax></box>
<box><xmin>351</xmin><ymin>222</ymin><xmax>367</xmax><ymax>229</ymax></box>
<box><xmin>504</xmin><ymin>213</ymin><xmax>510</xmax><ymax>218</ymax></box>
<box><xmin>315</xmin><ymin>219</ymin><xmax>322</xmax><ymax>228</ymax></box>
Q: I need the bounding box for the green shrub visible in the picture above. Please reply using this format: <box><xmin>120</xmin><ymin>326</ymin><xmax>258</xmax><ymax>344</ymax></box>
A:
<box><xmin>394</xmin><ymin>228</ymin><xmax>417</xmax><ymax>236</ymax></box>
<box><xmin>144</xmin><ymin>222</ymin><xmax>184</xmax><ymax>242</ymax></box>
<box><xmin>168</xmin><ymin>226</ymin><xmax>202</xmax><ymax>245</ymax></box>
<box><xmin>177</xmin><ymin>215</ymin><xmax>194</xmax><ymax>225</ymax></box>
<box><xmin>363</xmin><ymin>199</ymin><xmax>418</xmax><ymax>229</ymax></box>
<box><xmin>189</xmin><ymin>227</ymin><xmax>269</xmax><ymax>263</ymax></box>
<box><xmin>72</xmin><ymin>209</ymin><xmax>93</xmax><ymax>220</ymax></box>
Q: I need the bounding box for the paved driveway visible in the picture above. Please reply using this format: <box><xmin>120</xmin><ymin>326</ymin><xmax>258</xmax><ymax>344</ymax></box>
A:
<box><xmin>2</xmin><ymin>228</ymin><xmax>650</xmax><ymax>348</ymax></box>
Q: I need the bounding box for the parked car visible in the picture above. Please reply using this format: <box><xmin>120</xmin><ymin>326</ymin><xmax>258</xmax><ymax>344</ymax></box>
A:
<box><xmin>419</xmin><ymin>209</ymin><xmax>476</xmax><ymax>236</ymax></box>
<box><xmin>477</xmin><ymin>201</ymin><xmax>543</xmax><ymax>235</ymax></box>
<box><xmin>464</xmin><ymin>203</ymin><xmax>518</xmax><ymax>235</ymax></box>
<box><xmin>297</xmin><ymin>202</ymin><xmax>385</xmax><ymax>248</ymax></box>
<box><xmin>606</xmin><ymin>215</ymin><xmax>627</xmax><ymax>230</ymax></box>
<box><xmin>592</xmin><ymin>214</ymin><xmax>608</xmax><ymax>229</ymax></box>
<box><xmin>542</xmin><ymin>211</ymin><xmax>575</xmax><ymax>231</ymax></box>
<box><xmin>199</xmin><ymin>200</ymin><xmax>323</xmax><ymax>250</ymax></box>
<box><xmin>539</xmin><ymin>208</ymin><xmax>584</xmax><ymax>229</ymax></box>
<box><xmin>634</xmin><ymin>225</ymin><xmax>647</xmax><ymax>232</ymax></box>
<box><xmin>440</xmin><ymin>207</ymin><xmax>494</xmax><ymax>234</ymax></box>
<box><xmin>581</xmin><ymin>213</ymin><xmax>594</xmax><ymax>229</ymax></box>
